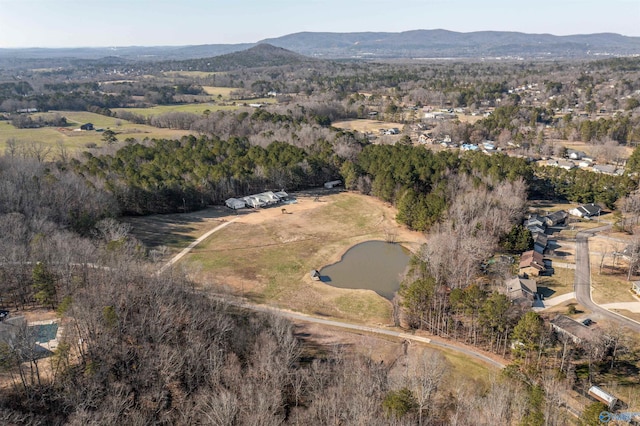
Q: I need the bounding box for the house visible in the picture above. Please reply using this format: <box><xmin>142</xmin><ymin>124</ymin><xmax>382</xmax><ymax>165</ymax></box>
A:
<box><xmin>527</xmin><ymin>225</ymin><xmax>546</xmax><ymax>235</ymax></box>
<box><xmin>460</xmin><ymin>143</ymin><xmax>479</xmax><ymax>151</ymax></box>
<box><xmin>225</xmin><ymin>198</ymin><xmax>246</xmax><ymax>210</ymax></box>
<box><xmin>550</xmin><ymin>315</ymin><xmax>592</xmax><ymax>344</ymax></box>
<box><xmin>506</xmin><ymin>276</ymin><xmax>538</xmax><ymax>305</ymax></box>
<box><xmin>557</xmin><ymin>160</ymin><xmax>576</xmax><ymax>170</ymax></box>
<box><xmin>569</xmin><ymin>203</ymin><xmax>602</xmax><ymax>218</ymax></box>
<box><xmin>259</xmin><ymin>191</ymin><xmax>280</xmax><ymax>204</ymax></box>
<box><xmin>482</xmin><ymin>141</ymin><xmax>496</xmax><ymax>151</ymax></box>
<box><xmin>418</xmin><ymin>134</ymin><xmax>434</xmax><ymax>144</ymax></box>
<box><xmin>592</xmin><ymin>164</ymin><xmax>618</xmax><ymax>175</ymax></box>
<box><xmin>324</xmin><ymin>180</ymin><xmax>342</xmax><ymax>189</ymax></box>
<box><xmin>533</xmin><ymin>233</ymin><xmax>548</xmax><ymax>254</ymax></box>
<box><xmin>588</xmin><ymin>386</ymin><xmax>618</xmax><ymax>410</ymax></box>
<box><xmin>384</xmin><ymin>128</ymin><xmax>400</xmax><ymax>135</ymax></box>
<box><xmin>80</xmin><ymin>123</ymin><xmax>94</xmax><ymax>131</ymax></box>
<box><xmin>519</xmin><ymin>250</ymin><xmax>546</xmax><ymax>275</ymax></box>
<box><xmin>524</xmin><ymin>215</ymin><xmax>545</xmax><ymax>228</ymax></box>
<box><xmin>242</xmin><ymin>195</ymin><xmax>266</xmax><ymax>208</ymax></box>
<box><xmin>543</xmin><ymin>210</ymin><xmax>568</xmax><ymax>227</ymax></box>
<box><xmin>567</xmin><ymin>149</ymin><xmax>586</xmax><ymax>160</ymax></box>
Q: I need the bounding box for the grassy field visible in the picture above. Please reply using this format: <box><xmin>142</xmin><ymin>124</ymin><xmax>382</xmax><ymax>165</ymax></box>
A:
<box><xmin>0</xmin><ymin>111</ymin><xmax>190</xmax><ymax>153</ymax></box>
<box><xmin>537</xmin><ymin>267</ymin><xmax>575</xmax><ymax>298</ymax></box>
<box><xmin>162</xmin><ymin>71</ymin><xmax>218</xmax><ymax>79</ymax></box>
<box><xmin>130</xmin><ymin>191</ymin><xmax>426</xmax><ymax>325</ymax></box>
<box><xmin>591</xmin><ymin>272</ymin><xmax>637</xmax><ymax>304</ymax></box>
<box><xmin>201</xmin><ymin>86</ymin><xmax>236</xmax><ymax>97</ymax></box>
<box><xmin>111</xmin><ymin>103</ymin><xmax>237</xmax><ymax>117</ymax></box>
<box><xmin>332</xmin><ymin>119</ymin><xmax>405</xmax><ymax>133</ymax></box>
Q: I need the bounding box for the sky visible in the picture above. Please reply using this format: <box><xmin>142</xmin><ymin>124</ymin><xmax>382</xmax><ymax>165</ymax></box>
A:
<box><xmin>0</xmin><ymin>0</ymin><xmax>639</xmax><ymax>48</ymax></box>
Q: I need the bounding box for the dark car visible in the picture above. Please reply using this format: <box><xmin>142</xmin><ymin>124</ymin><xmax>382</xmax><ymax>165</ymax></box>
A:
<box><xmin>0</xmin><ymin>310</ymin><xmax>8</xmax><ymax>321</ymax></box>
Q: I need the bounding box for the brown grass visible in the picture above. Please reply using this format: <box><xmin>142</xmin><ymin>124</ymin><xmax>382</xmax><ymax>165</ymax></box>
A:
<box><xmin>131</xmin><ymin>191</ymin><xmax>426</xmax><ymax>325</ymax></box>
<box><xmin>332</xmin><ymin>119</ymin><xmax>405</xmax><ymax>133</ymax></box>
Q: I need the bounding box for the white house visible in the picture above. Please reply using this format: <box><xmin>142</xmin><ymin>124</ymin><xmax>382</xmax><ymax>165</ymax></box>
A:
<box><xmin>569</xmin><ymin>203</ymin><xmax>602</xmax><ymax>218</ymax></box>
<box><xmin>225</xmin><ymin>198</ymin><xmax>246</xmax><ymax>210</ymax></box>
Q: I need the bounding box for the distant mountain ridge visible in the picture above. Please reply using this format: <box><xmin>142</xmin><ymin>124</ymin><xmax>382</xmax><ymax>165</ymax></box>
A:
<box><xmin>158</xmin><ymin>44</ymin><xmax>317</xmax><ymax>71</ymax></box>
<box><xmin>1</xmin><ymin>30</ymin><xmax>639</xmax><ymax>62</ymax></box>
<box><xmin>259</xmin><ymin>30</ymin><xmax>640</xmax><ymax>59</ymax></box>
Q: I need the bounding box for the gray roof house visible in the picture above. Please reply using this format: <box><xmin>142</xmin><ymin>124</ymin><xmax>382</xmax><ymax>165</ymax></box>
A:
<box><xmin>569</xmin><ymin>203</ymin><xmax>602</xmax><ymax>218</ymax></box>
<box><xmin>533</xmin><ymin>233</ymin><xmax>548</xmax><ymax>254</ymax></box>
<box><xmin>524</xmin><ymin>215</ymin><xmax>545</xmax><ymax>228</ymax></box>
<box><xmin>506</xmin><ymin>276</ymin><xmax>538</xmax><ymax>305</ymax></box>
<box><xmin>543</xmin><ymin>210</ymin><xmax>568</xmax><ymax>227</ymax></box>
<box><xmin>550</xmin><ymin>315</ymin><xmax>592</xmax><ymax>344</ymax></box>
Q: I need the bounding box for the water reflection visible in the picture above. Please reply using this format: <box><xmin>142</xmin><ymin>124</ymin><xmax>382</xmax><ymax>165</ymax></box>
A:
<box><xmin>320</xmin><ymin>241</ymin><xmax>410</xmax><ymax>300</ymax></box>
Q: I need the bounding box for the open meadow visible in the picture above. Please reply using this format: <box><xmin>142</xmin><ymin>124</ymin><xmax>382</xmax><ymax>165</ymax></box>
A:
<box><xmin>0</xmin><ymin>111</ymin><xmax>191</xmax><ymax>153</ymax></box>
<box><xmin>332</xmin><ymin>119</ymin><xmax>405</xmax><ymax>133</ymax></box>
<box><xmin>128</xmin><ymin>191</ymin><xmax>427</xmax><ymax>325</ymax></box>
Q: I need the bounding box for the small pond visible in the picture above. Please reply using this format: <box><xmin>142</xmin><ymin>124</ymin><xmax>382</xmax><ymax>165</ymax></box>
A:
<box><xmin>319</xmin><ymin>240</ymin><xmax>410</xmax><ymax>300</ymax></box>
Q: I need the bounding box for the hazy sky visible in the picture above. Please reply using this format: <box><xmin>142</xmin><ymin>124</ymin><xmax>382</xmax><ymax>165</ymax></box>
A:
<box><xmin>0</xmin><ymin>0</ymin><xmax>638</xmax><ymax>48</ymax></box>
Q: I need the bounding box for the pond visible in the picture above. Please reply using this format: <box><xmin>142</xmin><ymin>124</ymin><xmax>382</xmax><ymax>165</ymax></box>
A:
<box><xmin>319</xmin><ymin>240</ymin><xmax>411</xmax><ymax>300</ymax></box>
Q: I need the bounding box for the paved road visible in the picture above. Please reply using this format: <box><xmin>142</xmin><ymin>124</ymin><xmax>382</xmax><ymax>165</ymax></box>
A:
<box><xmin>574</xmin><ymin>225</ymin><xmax>640</xmax><ymax>332</ymax></box>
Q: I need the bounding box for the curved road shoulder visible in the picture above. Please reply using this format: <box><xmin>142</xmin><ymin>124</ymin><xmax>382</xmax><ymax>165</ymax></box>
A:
<box><xmin>574</xmin><ymin>225</ymin><xmax>640</xmax><ymax>332</ymax></box>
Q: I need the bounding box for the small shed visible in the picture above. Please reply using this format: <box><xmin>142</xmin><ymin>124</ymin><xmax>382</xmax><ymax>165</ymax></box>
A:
<box><xmin>225</xmin><ymin>198</ymin><xmax>246</xmax><ymax>210</ymax></box>
<box><xmin>324</xmin><ymin>180</ymin><xmax>342</xmax><ymax>189</ymax></box>
<box><xmin>588</xmin><ymin>386</ymin><xmax>618</xmax><ymax>410</ymax></box>
<box><xmin>310</xmin><ymin>270</ymin><xmax>321</xmax><ymax>281</ymax></box>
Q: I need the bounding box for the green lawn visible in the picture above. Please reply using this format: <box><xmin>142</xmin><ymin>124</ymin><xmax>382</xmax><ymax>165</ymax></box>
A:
<box><xmin>538</xmin><ymin>267</ymin><xmax>575</xmax><ymax>298</ymax></box>
<box><xmin>111</xmin><ymin>103</ymin><xmax>238</xmax><ymax>117</ymax></box>
<box><xmin>0</xmin><ymin>111</ymin><xmax>191</xmax><ymax>153</ymax></box>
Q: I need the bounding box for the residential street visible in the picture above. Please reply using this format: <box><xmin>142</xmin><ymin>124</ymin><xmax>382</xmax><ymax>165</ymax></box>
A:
<box><xmin>574</xmin><ymin>225</ymin><xmax>640</xmax><ymax>332</ymax></box>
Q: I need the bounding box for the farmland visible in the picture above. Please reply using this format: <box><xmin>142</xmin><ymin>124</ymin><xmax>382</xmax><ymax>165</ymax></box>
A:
<box><xmin>0</xmin><ymin>110</ymin><xmax>191</xmax><ymax>152</ymax></box>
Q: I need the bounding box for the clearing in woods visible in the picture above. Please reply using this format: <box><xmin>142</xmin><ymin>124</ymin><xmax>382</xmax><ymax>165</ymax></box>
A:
<box><xmin>128</xmin><ymin>191</ymin><xmax>426</xmax><ymax>325</ymax></box>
